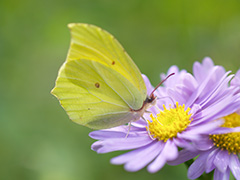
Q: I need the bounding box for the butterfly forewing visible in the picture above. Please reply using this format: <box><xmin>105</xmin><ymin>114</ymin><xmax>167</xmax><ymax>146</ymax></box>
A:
<box><xmin>67</xmin><ymin>23</ymin><xmax>147</xmax><ymax>104</ymax></box>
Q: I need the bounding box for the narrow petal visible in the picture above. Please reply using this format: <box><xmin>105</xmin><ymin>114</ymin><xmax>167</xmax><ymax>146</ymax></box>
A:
<box><xmin>205</xmin><ymin>147</ymin><xmax>219</xmax><ymax>173</ymax></box>
<box><xmin>189</xmin><ymin>103</ymin><xmax>202</xmax><ymax>115</ymax></box>
<box><xmin>122</xmin><ymin>141</ymin><xmax>164</xmax><ymax>172</ymax></box>
<box><xmin>192</xmin><ymin>136</ymin><xmax>214</xmax><ymax>151</ymax></box>
<box><xmin>89</xmin><ymin>130</ymin><xmax>127</xmax><ymax>140</ymax></box>
<box><xmin>168</xmin><ymin>149</ymin><xmax>199</xmax><ymax>166</ymax></box>
<box><xmin>191</xmin><ymin>93</ymin><xmax>233</xmax><ymax>125</ymax></box>
<box><xmin>193</xmin><ymin>61</ymin><xmax>209</xmax><ymax>84</ymax></box>
<box><xmin>231</xmin><ymin>69</ymin><xmax>240</xmax><ymax>86</ymax></box>
<box><xmin>168</xmin><ymin>88</ymin><xmax>186</xmax><ymax>105</ymax></box>
<box><xmin>177</xmin><ymin>131</ymin><xmax>201</xmax><ymax>141</ymax></box>
<box><xmin>202</xmin><ymin>57</ymin><xmax>214</xmax><ymax>67</ymax></box>
<box><xmin>211</xmin><ymin>126</ymin><xmax>240</xmax><ymax>134</ymax></box>
<box><xmin>189</xmin><ymin>119</ymin><xmax>224</xmax><ymax>134</ymax></box>
<box><xmin>229</xmin><ymin>154</ymin><xmax>240</xmax><ymax>180</ymax></box>
<box><xmin>198</xmin><ymin>73</ymin><xmax>233</xmax><ymax>109</ymax></box>
<box><xmin>131</xmin><ymin>119</ymin><xmax>147</xmax><ymax>128</ymax></box>
<box><xmin>186</xmin><ymin>67</ymin><xmax>218</xmax><ymax>107</ymax></box>
<box><xmin>188</xmin><ymin>151</ymin><xmax>210</xmax><ymax>179</ymax></box>
<box><xmin>213</xmin><ymin>150</ymin><xmax>230</xmax><ymax>173</ymax></box>
<box><xmin>148</xmin><ymin>140</ymin><xmax>178</xmax><ymax>173</ymax></box>
<box><xmin>89</xmin><ymin>126</ymin><xmax>145</xmax><ymax>140</ymax></box>
<box><xmin>91</xmin><ymin>136</ymin><xmax>152</xmax><ymax>153</ymax></box>
<box><xmin>164</xmin><ymin>140</ymin><xmax>178</xmax><ymax>161</ymax></box>
<box><xmin>161</xmin><ymin>66</ymin><xmax>180</xmax><ymax>88</ymax></box>
<box><xmin>111</xmin><ymin>141</ymin><xmax>163</xmax><ymax>165</ymax></box>
<box><xmin>182</xmin><ymin>73</ymin><xmax>198</xmax><ymax>92</ymax></box>
<box><xmin>173</xmin><ymin>138</ymin><xmax>196</xmax><ymax>151</ymax></box>
<box><xmin>214</xmin><ymin>168</ymin><xmax>230</xmax><ymax>180</ymax></box>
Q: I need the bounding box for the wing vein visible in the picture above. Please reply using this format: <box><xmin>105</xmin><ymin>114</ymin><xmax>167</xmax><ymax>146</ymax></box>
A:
<box><xmin>89</xmin><ymin>60</ymin><xmax>136</xmax><ymax>109</ymax></box>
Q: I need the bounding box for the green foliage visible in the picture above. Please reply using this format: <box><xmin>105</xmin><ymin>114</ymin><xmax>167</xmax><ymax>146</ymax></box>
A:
<box><xmin>0</xmin><ymin>0</ymin><xmax>239</xmax><ymax>179</ymax></box>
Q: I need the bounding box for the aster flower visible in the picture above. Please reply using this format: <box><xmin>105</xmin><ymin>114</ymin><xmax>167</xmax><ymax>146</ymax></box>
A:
<box><xmin>89</xmin><ymin>57</ymin><xmax>238</xmax><ymax>175</ymax></box>
<box><xmin>169</xmin><ymin>66</ymin><xmax>240</xmax><ymax>180</ymax></box>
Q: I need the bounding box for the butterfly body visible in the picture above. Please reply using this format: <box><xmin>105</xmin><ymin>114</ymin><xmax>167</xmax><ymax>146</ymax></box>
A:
<box><xmin>51</xmin><ymin>23</ymin><xmax>155</xmax><ymax>129</ymax></box>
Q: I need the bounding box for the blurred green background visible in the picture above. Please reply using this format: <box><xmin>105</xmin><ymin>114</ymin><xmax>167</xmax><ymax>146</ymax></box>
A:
<box><xmin>0</xmin><ymin>0</ymin><xmax>239</xmax><ymax>179</ymax></box>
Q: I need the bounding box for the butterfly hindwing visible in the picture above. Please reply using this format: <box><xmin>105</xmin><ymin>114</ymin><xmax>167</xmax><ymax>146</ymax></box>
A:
<box><xmin>52</xmin><ymin>59</ymin><xmax>143</xmax><ymax>129</ymax></box>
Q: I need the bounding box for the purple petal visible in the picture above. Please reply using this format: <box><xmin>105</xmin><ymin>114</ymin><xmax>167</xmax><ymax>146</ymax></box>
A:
<box><xmin>182</xmin><ymin>73</ymin><xmax>198</xmax><ymax>92</ymax></box>
<box><xmin>91</xmin><ymin>136</ymin><xmax>152</xmax><ymax>153</ymax></box>
<box><xmin>237</xmin><ymin>109</ymin><xmax>240</xmax><ymax>114</ymax></box>
<box><xmin>167</xmin><ymin>88</ymin><xmax>186</xmax><ymax>105</ymax></box>
<box><xmin>111</xmin><ymin>141</ymin><xmax>163</xmax><ymax>165</ymax></box>
<box><xmin>205</xmin><ymin>148</ymin><xmax>219</xmax><ymax>173</ymax></box>
<box><xmin>161</xmin><ymin>66</ymin><xmax>180</xmax><ymax>88</ymax></box>
<box><xmin>211</xmin><ymin>126</ymin><xmax>240</xmax><ymax>134</ymax></box>
<box><xmin>131</xmin><ymin>118</ymin><xmax>147</xmax><ymax>128</ymax></box>
<box><xmin>186</xmin><ymin>67</ymin><xmax>218</xmax><ymax>107</ymax></box>
<box><xmin>191</xmin><ymin>93</ymin><xmax>233</xmax><ymax>125</ymax></box>
<box><xmin>89</xmin><ymin>129</ymin><xmax>127</xmax><ymax>140</ymax></box>
<box><xmin>202</xmin><ymin>57</ymin><xmax>214</xmax><ymax>66</ymax></box>
<box><xmin>89</xmin><ymin>125</ymin><xmax>148</xmax><ymax>140</ymax></box>
<box><xmin>213</xmin><ymin>150</ymin><xmax>230</xmax><ymax>173</ymax></box>
<box><xmin>147</xmin><ymin>140</ymin><xmax>178</xmax><ymax>173</ymax></box>
<box><xmin>214</xmin><ymin>168</ymin><xmax>230</xmax><ymax>180</ymax></box>
<box><xmin>164</xmin><ymin>140</ymin><xmax>178</xmax><ymax>161</ymax></box>
<box><xmin>189</xmin><ymin>103</ymin><xmax>202</xmax><ymax>115</ymax></box>
<box><xmin>168</xmin><ymin>149</ymin><xmax>199</xmax><ymax>166</ymax></box>
<box><xmin>177</xmin><ymin>131</ymin><xmax>201</xmax><ymax>141</ymax></box>
<box><xmin>192</xmin><ymin>58</ymin><xmax>216</xmax><ymax>84</ymax></box>
<box><xmin>229</xmin><ymin>154</ymin><xmax>240</xmax><ymax>179</ymax></box>
<box><xmin>198</xmin><ymin>73</ymin><xmax>233</xmax><ymax>109</ymax></box>
<box><xmin>189</xmin><ymin>119</ymin><xmax>224</xmax><ymax>134</ymax></box>
<box><xmin>192</xmin><ymin>136</ymin><xmax>214</xmax><ymax>151</ymax></box>
<box><xmin>188</xmin><ymin>151</ymin><xmax>210</xmax><ymax>179</ymax></box>
<box><xmin>121</xmin><ymin>141</ymin><xmax>164</xmax><ymax>172</ymax></box>
<box><xmin>173</xmin><ymin>138</ymin><xmax>196</xmax><ymax>151</ymax></box>
<box><xmin>231</xmin><ymin>69</ymin><xmax>240</xmax><ymax>86</ymax></box>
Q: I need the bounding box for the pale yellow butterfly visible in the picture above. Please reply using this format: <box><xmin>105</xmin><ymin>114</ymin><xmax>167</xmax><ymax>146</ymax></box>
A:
<box><xmin>51</xmin><ymin>23</ymin><xmax>171</xmax><ymax>129</ymax></box>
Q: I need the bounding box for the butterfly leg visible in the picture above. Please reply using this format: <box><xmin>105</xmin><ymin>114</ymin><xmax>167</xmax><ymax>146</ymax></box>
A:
<box><xmin>125</xmin><ymin>122</ymin><xmax>132</xmax><ymax>138</ymax></box>
<box><xmin>141</xmin><ymin>116</ymin><xmax>155</xmax><ymax>140</ymax></box>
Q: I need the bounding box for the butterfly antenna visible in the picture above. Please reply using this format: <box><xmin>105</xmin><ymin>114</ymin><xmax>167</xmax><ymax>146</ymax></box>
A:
<box><xmin>150</xmin><ymin>73</ymin><xmax>175</xmax><ymax>99</ymax></box>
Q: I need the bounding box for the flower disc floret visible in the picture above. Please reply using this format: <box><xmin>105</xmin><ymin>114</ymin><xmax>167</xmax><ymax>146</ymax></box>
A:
<box><xmin>147</xmin><ymin>102</ymin><xmax>192</xmax><ymax>142</ymax></box>
<box><xmin>210</xmin><ymin>113</ymin><xmax>240</xmax><ymax>154</ymax></box>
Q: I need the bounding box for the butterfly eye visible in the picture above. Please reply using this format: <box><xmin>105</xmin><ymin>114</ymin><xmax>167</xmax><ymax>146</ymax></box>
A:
<box><xmin>112</xmin><ymin>61</ymin><xmax>115</xmax><ymax>65</ymax></box>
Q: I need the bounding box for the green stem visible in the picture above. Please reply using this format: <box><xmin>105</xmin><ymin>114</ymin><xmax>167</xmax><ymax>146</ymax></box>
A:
<box><xmin>184</xmin><ymin>159</ymin><xmax>194</xmax><ymax>168</ymax></box>
<box><xmin>197</xmin><ymin>171</ymin><xmax>213</xmax><ymax>180</ymax></box>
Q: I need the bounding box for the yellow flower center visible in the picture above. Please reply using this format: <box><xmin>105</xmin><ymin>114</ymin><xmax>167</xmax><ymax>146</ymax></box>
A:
<box><xmin>210</xmin><ymin>113</ymin><xmax>240</xmax><ymax>154</ymax></box>
<box><xmin>147</xmin><ymin>102</ymin><xmax>192</xmax><ymax>142</ymax></box>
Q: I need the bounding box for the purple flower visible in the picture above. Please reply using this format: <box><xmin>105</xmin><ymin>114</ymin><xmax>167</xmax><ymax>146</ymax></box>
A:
<box><xmin>89</xmin><ymin>57</ymin><xmax>239</xmax><ymax>174</ymax></box>
<box><xmin>168</xmin><ymin>62</ymin><xmax>240</xmax><ymax>180</ymax></box>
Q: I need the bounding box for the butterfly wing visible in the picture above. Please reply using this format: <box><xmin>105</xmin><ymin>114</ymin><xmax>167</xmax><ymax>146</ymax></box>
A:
<box><xmin>52</xmin><ymin>59</ymin><xmax>144</xmax><ymax>129</ymax></box>
<box><xmin>67</xmin><ymin>23</ymin><xmax>147</xmax><ymax>105</ymax></box>
<box><xmin>51</xmin><ymin>23</ymin><xmax>147</xmax><ymax>129</ymax></box>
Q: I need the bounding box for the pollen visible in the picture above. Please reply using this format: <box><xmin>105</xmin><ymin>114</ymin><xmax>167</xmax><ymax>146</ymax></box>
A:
<box><xmin>210</xmin><ymin>113</ymin><xmax>240</xmax><ymax>154</ymax></box>
<box><xmin>147</xmin><ymin>102</ymin><xmax>192</xmax><ymax>142</ymax></box>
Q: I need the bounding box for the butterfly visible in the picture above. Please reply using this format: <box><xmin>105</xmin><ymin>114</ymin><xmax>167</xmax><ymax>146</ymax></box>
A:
<box><xmin>51</xmin><ymin>23</ymin><xmax>172</xmax><ymax>129</ymax></box>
